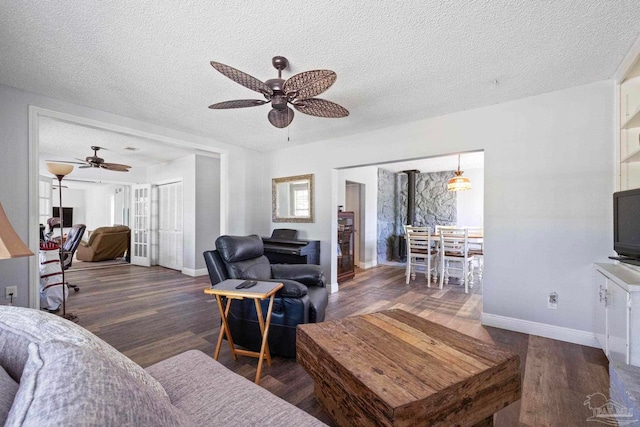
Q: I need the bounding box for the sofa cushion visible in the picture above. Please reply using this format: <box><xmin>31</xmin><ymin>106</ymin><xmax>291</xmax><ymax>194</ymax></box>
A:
<box><xmin>0</xmin><ymin>306</ymin><xmax>168</xmax><ymax>401</ymax></box>
<box><xmin>6</xmin><ymin>341</ymin><xmax>194</xmax><ymax>427</ymax></box>
<box><xmin>0</xmin><ymin>366</ymin><xmax>18</xmax><ymax>425</ymax></box>
<box><xmin>146</xmin><ymin>350</ymin><xmax>327</xmax><ymax>426</ymax></box>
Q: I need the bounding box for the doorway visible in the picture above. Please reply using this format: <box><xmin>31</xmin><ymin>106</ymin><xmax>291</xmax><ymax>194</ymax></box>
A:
<box><xmin>29</xmin><ymin>107</ymin><xmax>227</xmax><ymax>308</ymax></box>
<box><xmin>345</xmin><ymin>181</ymin><xmax>365</xmax><ymax>270</ymax></box>
<box><xmin>335</xmin><ymin>151</ymin><xmax>484</xmax><ymax>292</ymax></box>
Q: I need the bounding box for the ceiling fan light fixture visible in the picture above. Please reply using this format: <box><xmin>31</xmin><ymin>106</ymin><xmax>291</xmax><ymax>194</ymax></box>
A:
<box><xmin>48</xmin><ymin>146</ymin><xmax>131</xmax><ymax>172</ymax></box>
<box><xmin>447</xmin><ymin>155</ymin><xmax>472</xmax><ymax>192</ymax></box>
<box><xmin>209</xmin><ymin>56</ymin><xmax>348</xmax><ymax>128</ymax></box>
<box><xmin>268</xmin><ymin>107</ymin><xmax>294</xmax><ymax>128</ymax></box>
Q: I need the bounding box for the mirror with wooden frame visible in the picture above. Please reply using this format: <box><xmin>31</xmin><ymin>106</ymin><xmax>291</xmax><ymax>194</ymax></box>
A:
<box><xmin>272</xmin><ymin>174</ymin><xmax>314</xmax><ymax>223</ymax></box>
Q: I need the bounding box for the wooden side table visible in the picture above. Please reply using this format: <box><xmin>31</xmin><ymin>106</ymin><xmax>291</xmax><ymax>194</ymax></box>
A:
<box><xmin>204</xmin><ymin>279</ymin><xmax>283</xmax><ymax>384</ymax></box>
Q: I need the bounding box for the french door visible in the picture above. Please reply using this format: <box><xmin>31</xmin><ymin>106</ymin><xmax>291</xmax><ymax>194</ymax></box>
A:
<box><xmin>131</xmin><ymin>184</ymin><xmax>152</xmax><ymax>266</ymax></box>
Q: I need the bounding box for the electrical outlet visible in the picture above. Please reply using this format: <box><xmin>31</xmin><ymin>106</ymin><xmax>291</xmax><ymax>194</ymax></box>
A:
<box><xmin>548</xmin><ymin>292</ymin><xmax>558</xmax><ymax>310</ymax></box>
<box><xmin>5</xmin><ymin>286</ymin><xmax>17</xmax><ymax>300</ymax></box>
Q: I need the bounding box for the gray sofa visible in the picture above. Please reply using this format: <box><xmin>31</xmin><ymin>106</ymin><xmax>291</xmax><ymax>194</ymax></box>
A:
<box><xmin>0</xmin><ymin>306</ymin><xmax>326</xmax><ymax>426</ymax></box>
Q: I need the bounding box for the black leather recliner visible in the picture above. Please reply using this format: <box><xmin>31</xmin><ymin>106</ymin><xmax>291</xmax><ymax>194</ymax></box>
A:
<box><xmin>204</xmin><ymin>234</ymin><xmax>328</xmax><ymax>358</ymax></box>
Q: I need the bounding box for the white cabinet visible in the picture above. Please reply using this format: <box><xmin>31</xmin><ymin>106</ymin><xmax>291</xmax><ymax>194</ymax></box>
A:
<box><xmin>593</xmin><ymin>270</ymin><xmax>608</xmax><ymax>352</ymax></box>
<box><xmin>593</xmin><ymin>263</ymin><xmax>640</xmax><ymax>366</ymax></box>
<box><xmin>608</xmin><ymin>280</ymin><xmax>631</xmax><ymax>364</ymax></box>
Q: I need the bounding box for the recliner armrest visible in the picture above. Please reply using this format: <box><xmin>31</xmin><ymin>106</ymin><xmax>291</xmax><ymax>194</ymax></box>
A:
<box><xmin>271</xmin><ymin>264</ymin><xmax>326</xmax><ymax>288</ymax></box>
<box><xmin>260</xmin><ymin>278</ymin><xmax>308</xmax><ymax>298</ymax></box>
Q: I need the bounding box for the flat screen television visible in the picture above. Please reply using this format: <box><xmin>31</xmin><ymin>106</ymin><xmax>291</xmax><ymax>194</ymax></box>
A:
<box><xmin>52</xmin><ymin>207</ymin><xmax>73</xmax><ymax>228</ymax></box>
<box><xmin>613</xmin><ymin>188</ymin><xmax>640</xmax><ymax>266</ymax></box>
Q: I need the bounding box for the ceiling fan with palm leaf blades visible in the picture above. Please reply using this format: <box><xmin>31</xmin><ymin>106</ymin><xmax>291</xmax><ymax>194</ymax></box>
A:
<box><xmin>49</xmin><ymin>146</ymin><xmax>131</xmax><ymax>172</ymax></box>
<box><xmin>208</xmin><ymin>56</ymin><xmax>349</xmax><ymax>128</ymax></box>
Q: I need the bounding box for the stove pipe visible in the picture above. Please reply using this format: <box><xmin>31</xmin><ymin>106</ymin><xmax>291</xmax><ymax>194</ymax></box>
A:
<box><xmin>402</xmin><ymin>169</ymin><xmax>420</xmax><ymax>226</ymax></box>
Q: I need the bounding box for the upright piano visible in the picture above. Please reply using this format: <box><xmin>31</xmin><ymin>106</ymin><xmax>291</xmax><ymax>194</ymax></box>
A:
<box><xmin>262</xmin><ymin>229</ymin><xmax>320</xmax><ymax>265</ymax></box>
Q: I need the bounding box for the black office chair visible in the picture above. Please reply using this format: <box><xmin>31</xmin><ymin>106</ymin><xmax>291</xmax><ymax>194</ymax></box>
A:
<box><xmin>61</xmin><ymin>224</ymin><xmax>86</xmax><ymax>292</ymax></box>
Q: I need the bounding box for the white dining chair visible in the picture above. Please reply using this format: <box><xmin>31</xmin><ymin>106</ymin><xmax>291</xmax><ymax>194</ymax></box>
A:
<box><xmin>465</xmin><ymin>227</ymin><xmax>483</xmax><ymax>281</ymax></box>
<box><xmin>438</xmin><ymin>228</ymin><xmax>476</xmax><ymax>293</ymax></box>
<box><xmin>435</xmin><ymin>225</ymin><xmax>457</xmax><ymax>234</ymax></box>
<box><xmin>405</xmin><ymin>226</ymin><xmax>437</xmax><ymax>285</ymax></box>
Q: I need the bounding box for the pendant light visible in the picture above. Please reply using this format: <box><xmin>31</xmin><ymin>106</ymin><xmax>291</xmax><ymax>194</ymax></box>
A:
<box><xmin>447</xmin><ymin>155</ymin><xmax>471</xmax><ymax>192</ymax></box>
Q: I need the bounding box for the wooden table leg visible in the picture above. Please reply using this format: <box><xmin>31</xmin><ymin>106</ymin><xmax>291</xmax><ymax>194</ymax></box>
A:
<box><xmin>254</xmin><ymin>298</ymin><xmax>273</xmax><ymax>367</ymax></box>
<box><xmin>254</xmin><ymin>294</ymin><xmax>276</xmax><ymax>384</ymax></box>
<box><xmin>214</xmin><ymin>295</ymin><xmax>237</xmax><ymax>361</ymax></box>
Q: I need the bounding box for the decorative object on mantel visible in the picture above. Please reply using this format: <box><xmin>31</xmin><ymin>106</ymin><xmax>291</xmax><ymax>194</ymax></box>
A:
<box><xmin>47</xmin><ymin>146</ymin><xmax>131</xmax><ymax>172</ymax></box>
<box><xmin>208</xmin><ymin>56</ymin><xmax>349</xmax><ymax>128</ymax></box>
<box><xmin>46</xmin><ymin>162</ymin><xmax>78</xmax><ymax>323</ymax></box>
<box><xmin>272</xmin><ymin>174</ymin><xmax>314</xmax><ymax>223</ymax></box>
<box><xmin>447</xmin><ymin>154</ymin><xmax>472</xmax><ymax>192</ymax></box>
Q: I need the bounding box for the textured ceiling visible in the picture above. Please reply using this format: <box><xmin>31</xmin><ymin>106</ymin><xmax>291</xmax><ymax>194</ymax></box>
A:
<box><xmin>2</xmin><ymin>1</ymin><xmax>640</xmax><ymax>152</ymax></box>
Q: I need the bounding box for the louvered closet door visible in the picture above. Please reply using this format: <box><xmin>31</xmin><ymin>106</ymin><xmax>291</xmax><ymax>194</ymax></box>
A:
<box><xmin>158</xmin><ymin>182</ymin><xmax>183</xmax><ymax>271</ymax></box>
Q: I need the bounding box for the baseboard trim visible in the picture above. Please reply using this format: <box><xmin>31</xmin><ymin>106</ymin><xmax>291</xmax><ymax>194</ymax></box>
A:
<box><xmin>182</xmin><ymin>267</ymin><xmax>208</xmax><ymax>277</ymax></box>
<box><xmin>481</xmin><ymin>312</ymin><xmax>600</xmax><ymax>348</ymax></box>
<box><xmin>358</xmin><ymin>261</ymin><xmax>377</xmax><ymax>269</ymax></box>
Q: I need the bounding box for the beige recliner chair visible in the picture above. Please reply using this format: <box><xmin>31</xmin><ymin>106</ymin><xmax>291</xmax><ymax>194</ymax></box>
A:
<box><xmin>76</xmin><ymin>226</ymin><xmax>130</xmax><ymax>262</ymax></box>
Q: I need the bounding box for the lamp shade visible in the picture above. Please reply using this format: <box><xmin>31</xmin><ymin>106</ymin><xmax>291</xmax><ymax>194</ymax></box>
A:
<box><xmin>46</xmin><ymin>162</ymin><xmax>74</xmax><ymax>177</ymax></box>
<box><xmin>0</xmin><ymin>203</ymin><xmax>34</xmax><ymax>259</ymax></box>
<box><xmin>447</xmin><ymin>173</ymin><xmax>472</xmax><ymax>191</ymax></box>
<box><xmin>447</xmin><ymin>154</ymin><xmax>472</xmax><ymax>192</ymax></box>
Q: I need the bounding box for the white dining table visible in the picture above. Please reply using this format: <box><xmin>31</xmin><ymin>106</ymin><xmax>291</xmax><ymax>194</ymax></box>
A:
<box><xmin>428</xmin><ymin>233</ymin><xmax>483</xmax><ymax>244</ymax></box>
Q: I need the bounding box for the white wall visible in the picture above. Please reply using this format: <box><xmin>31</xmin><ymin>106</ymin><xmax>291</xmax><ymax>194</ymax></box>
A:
<box><xmin>195</xmin><ymin>155</ymin><xmax>221</xmax><ymax>270</ymax></box>
<box><xmin>262</xmin><ymin>81</ymin><xmax>614</xmax><ymax>339</ymax></box>
<box><xmin>456</xmin><ymin>168</ymin><xmax>484</xmax><ymax>227</ymax></box>
<box><xmin>0</xmin><ymin>82</ymin><xmax>260</xmax><ymax>307</ymax></box>
<box><xmin>83</xmin><ymin>184</ymin><xmax>122</xmax><ymax>230</ymax></box>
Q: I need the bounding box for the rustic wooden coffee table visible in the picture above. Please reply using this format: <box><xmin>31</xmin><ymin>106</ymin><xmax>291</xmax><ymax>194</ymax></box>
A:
<box><xmin>297</xmin><ymin>309</ymin><xmax>521</xmax><ymax>426</ymax></box>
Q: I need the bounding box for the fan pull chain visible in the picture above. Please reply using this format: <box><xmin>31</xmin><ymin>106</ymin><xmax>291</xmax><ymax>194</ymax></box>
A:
<box><xmin>287</xmin><ymin>126</ymin><xmax>290</xmax><ymax>142</ymax></box>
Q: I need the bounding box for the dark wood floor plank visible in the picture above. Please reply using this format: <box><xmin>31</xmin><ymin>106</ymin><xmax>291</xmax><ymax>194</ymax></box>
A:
<box><xmin>63</xmin><ymin>264</ymin><xmax>610</xmax><ymax>426</ymax></box>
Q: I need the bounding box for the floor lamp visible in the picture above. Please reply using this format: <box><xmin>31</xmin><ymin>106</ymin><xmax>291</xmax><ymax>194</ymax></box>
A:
<box><xmin>46</xmin><ymin>162</ymin><xmax>78</xmax><ymax>322</ymax></box>
<box><xmin>0</xmin><ymin>203</ymin><xmax>34</xmax><ymax>305</ymax></box>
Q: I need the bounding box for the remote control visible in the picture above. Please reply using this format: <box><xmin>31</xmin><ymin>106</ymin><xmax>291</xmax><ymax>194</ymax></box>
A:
<box><xmin>235</xmin><ymin>280</ymin><xmax>257</xmax><ymax>289</ymax></box>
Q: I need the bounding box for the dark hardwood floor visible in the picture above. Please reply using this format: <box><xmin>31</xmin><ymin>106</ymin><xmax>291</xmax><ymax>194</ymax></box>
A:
<box><xmin>64</xmin><ymin>264</ymin><xmax>610</xmax><ymax>426</ymax></box>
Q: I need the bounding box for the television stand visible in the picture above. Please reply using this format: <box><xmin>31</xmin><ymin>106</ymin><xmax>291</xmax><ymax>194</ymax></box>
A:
<box><xmin>609</xmin><ymin>256</ymin><xmax>640</xmax><ymax>267</ymax></box>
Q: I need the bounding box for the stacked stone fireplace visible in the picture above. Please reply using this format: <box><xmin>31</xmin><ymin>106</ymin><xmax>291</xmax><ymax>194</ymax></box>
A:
<box><xmin>377</xmin><ymin>168</ymin><xmax>457</xmax><ymax>264</ymax></box>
